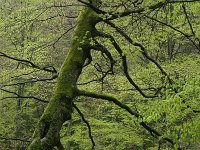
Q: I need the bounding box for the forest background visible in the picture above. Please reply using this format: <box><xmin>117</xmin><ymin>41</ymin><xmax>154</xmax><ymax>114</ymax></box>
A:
<box><xmin>0</xmin><ymin>0</ymin><xmax>200</xmax><ymax>150</ymax></box>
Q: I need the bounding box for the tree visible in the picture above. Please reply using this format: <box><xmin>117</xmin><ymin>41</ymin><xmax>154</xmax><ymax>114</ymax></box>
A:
<box><xmin>1</xmin><ymin>0</ymin><xmax>200</xmax><ymax>150</ymax></box>
<box><xmin>28</xmin><ymin>0</ymin><xmax>103</xmax><ymax>149</ymax></box>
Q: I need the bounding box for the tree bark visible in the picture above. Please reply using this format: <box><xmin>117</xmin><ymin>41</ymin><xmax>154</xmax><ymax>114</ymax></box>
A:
<box><xmin>28</xmin><ymin>1</ymin><xmax>101</xmax><ymax>149</ymax></box>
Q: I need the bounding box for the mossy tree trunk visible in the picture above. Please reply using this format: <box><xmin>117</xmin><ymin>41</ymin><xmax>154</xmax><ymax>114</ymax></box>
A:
<box><xmin>28</xmin><ymin>1</ymin><xmax>101</xmax><ymax>149</ymax></box>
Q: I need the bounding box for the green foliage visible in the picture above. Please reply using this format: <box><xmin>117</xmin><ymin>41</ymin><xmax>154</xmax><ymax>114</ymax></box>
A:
<box><xmin>1</xmin><ymin>0</ymin><xmax>200</xmax><ymax>149</ymax></box>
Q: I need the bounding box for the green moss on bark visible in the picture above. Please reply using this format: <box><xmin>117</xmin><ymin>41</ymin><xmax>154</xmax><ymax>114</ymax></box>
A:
<box><xmin>28</xmin><ymin>1</ymin><xmax>101</xmax><ymax>149</ymax></box>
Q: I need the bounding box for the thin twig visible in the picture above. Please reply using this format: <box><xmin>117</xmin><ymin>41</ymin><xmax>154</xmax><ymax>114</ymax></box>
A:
<box><xmin>0</xmin><ymin>52</ymin><xmax>58</xmax><ymax>75</ymax></box>
<box><xmin>72</xmin><ymin>102</ymin><xmax>95</xmax><ymax>150</ymax></box>
<box><xmin>1</xmin><ymin>89</ymin><xmax>48</xmax><ymax>103</ymax></box>
<box><xmin>144</xmin><ymin>15</ymin><xmax>199</xmax><ymax>50</ymax></box>
<box><xmin>96</xmin><ymin>31</ymin><xmax>157</xmax><ymax>98</ymax></box>
<box><xmin>0</xmin><ymin>137</ymin><xmax>31</xmax><ymax>142</ymax></box>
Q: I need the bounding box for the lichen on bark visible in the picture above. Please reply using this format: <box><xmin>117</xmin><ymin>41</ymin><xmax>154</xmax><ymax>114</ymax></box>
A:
<box><xmin>28</xmin><ymin>1</ymin><xmax>101</xmax><ymax>149</ymax></box>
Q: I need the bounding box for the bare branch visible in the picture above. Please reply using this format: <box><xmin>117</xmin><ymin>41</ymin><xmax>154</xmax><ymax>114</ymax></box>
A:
<box><xmin>181</xmin><ymin>4</ymin><xmax>200</xmax><ymax>52</ymax></box>
<box><xmin>96</xmin><ymin>31</ymin><xmax>157</xmax><ymax>98</ymax></box>
<box><xmin>92</xmin><ymin>40</ymin><xmax>115</xmax><ymax>75</ymax></box>
<box><xmin>0</xmin><ymin>137</ymin><xmax>31</xmax><ymax>142</ymax></box>
<box><xmin>182</xmin><ymin>4</ymin><xmax>195</xmax><ymax>36</ymax></box>
<box><xmin>78</xmin><ymin>0</ymin><xmax>200</xmax><ymax>21</ymax></box>
<box><xmin>104</xmin><ymin>21</ymin><xmax>200</xmax><ymax>113</ymax></box>
<box><xmin>37</xmin><ymin>15</ymin><xmax>77</xmax><ymax>22</ymax></box>
<box><xmin>51</xmin><ymin>26</ymin><xmax>76</xmax><ymax>48</ymax></box>
<box><xmin>77</xmin><ymin>0</ymin><xmax>200</xmax><ymax>22</ymax></box>
<box><xmin>72</xmin><ymin>102</ymin><xmax>95</xmax><ymax>150</ymax></box>
<box><xmin>1</xmin><ymin>89</ymin><xmax>48</xmax><ymax>103</ymax></box>
<box><xmin>78</xmin><ymin>42</ymin><xmax>115</xmax><ymax>86</ymax></box>
<box><xmin>104</xmin><ymin>21</ymin><xmax>174</xmax><ymax>86</ymax></box>
<box><xmin>78</xmin><ymin>0</ymin><xmax>165</xmax><ymax>20</ymax></box>
<box><xmin>1</xmin><ymin>76</ymin><xmax>56</xmax><ymax>88</ymax></box>
<box><xmin>10</xmin><ymin>70</ymin><xmax>40</xmax><ymax>79</ymax></box>
<box><xmin>0</xmin><ymin>52</ymin><xmax>58</xmax><ymax>76</ymax></box>
<box><xmin>77</xmin><ymin>0</ymin><xmax>106</xmax><ymax>14</ymax></box>
<box><xmin>144</xmin><ymin>15</ymin><xmax>199</xmax><ymax>50</ymax></box>
<box><xmin>77</xmin><ymin>89</ymin><xmax>180</xmax><ymax>149</ymax></box>
<box><xmin>45</xmin><ymin>4</ymin><xmax>84</xmax><ymax>9</ymax></box>
<box><xmin>77</xmin><ymin>89</ymin><xmax>139</xmax><ymax>116</ymax></box>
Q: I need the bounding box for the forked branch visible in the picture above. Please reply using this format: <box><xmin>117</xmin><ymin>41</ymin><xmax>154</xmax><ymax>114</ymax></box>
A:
<box><xmin>96</xmin><ymin>31</ymin><xmax>157</xmax><ymax>98</ymax></box>
<box><xmin>104</xmin><ymin>21</ymin><xmax>175</xmax><ymax>87</ymax></box>
<box><xmin>78</xmin><ymin>0</ymin><xmax>200</xmax><ymax>21</ymax></box>
<box><xmin>104</xmin><ymin>21</ymin><xmax>200</xmax><ymax>113</ymax></box>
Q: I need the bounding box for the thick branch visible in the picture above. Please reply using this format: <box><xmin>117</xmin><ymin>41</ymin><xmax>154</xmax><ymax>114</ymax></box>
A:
<box><xmin>77</xmin><ymin>89</ymin><xmax>180</xmax><ymax>149</ymax></box>
<box><xmin>77</xmin><ymin>0</ymin><xmax>106</xmax><ymax>14</ymax></box>
<box><xmin>77</xmin><ymin>90</ymin><xmax>139</xmax><ymax>117</ymax></box>
<box><xmin>78</xmin><ymin>0</ymin><xmax>166</xmax><ymax>20</ymax></box>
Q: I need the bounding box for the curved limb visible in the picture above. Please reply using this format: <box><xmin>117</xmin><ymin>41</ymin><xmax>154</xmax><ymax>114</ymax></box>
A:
<box><xmin>72</xmin><ymin>102</ymin><xmax>95</xmax><ymax>150</ymax></box>
<box><xmin>96</xmin><ymin>31</ymin><xmax>157</xmax><ymax>98</ymax></box>
<box><xmin>77</xmin><ymin>89</ymin><xmax>181</xmax><ymax>149</ymax></box>
<box><xmin>104</xmin><ymin>20</ymin><xmax>200</xmax><ymax>113</ymax></box>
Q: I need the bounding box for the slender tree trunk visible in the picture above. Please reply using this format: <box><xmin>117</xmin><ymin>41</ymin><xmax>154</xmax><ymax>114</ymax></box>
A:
<box><xmin>28</xmin><ymin>1</ymin><xmax>101</xmax><ymax>149</ymax></box>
